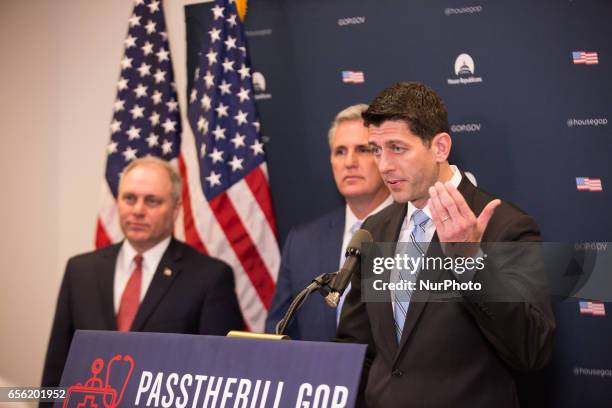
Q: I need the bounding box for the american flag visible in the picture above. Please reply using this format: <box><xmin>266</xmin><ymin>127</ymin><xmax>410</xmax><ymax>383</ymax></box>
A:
<box><xmin>579</xmin><ymin>301</ymin><xmax>606</xmax><ymax>316</ymax></box>
<box><xmin>576</xmin><ymin>177</ymin><xmax>603</xmax><ymax>192</ymax></box>
<box><xmin>342</xmin><ymin>70</ymin><xmax>365</xmax><ymax>83</ymax></box>
<box><xmin>97</xmin><ymin>0</ymin><xmax>280</xmax><ymax>332</ymax></box>
<box><xmin>572</xmin><ymin>51</ymin><xmax>599</xmax><ymax>65</ymax></box>
<box><xmin>97</xmin><ymin>0</ymin><xmax>181</xmax><ymax>248</ymax></box>
<box><xmin>185</xmin><ymin>0</ymin><xmax>279</xmax><ymax>331</ymax></box>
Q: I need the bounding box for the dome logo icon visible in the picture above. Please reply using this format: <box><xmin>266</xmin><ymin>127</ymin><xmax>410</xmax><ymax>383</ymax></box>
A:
<box><xmin>253</xmin><ymin>71</ymin><xmax>272</xmax><ymax>100</ymax></box>
<box><xmin>447</xmin><ymin>53</ymin><xmax>483</xmax><ymax>85</ymax></box>
<box><xmin>454</xmin><ymin>53</ymin><xmax>475</xmax><ymax>76</ymax></box>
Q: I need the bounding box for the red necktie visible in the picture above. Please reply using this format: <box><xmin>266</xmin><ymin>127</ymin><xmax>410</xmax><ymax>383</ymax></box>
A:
<box><xmin>117</xmin><ymin>254</ymin><xmax>143</xmax><ymax>332</ymax></box>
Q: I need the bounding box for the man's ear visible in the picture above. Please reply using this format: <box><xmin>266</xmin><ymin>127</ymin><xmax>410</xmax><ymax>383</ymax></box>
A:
<box><xmin>431</xmin><ymin>132</ymin><xmax>452</xmax><ymax>163</ymax></box>
<box><xmin>172</xmin><ymin>202</ymin><xmax>181</xmax><ymax>222</ymax></box>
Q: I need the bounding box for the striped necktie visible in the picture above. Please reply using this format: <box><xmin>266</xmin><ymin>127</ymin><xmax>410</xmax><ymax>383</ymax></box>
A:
<box><xmin>392</xmin><ymin>209</ymin><xmax>430</xmax><ymax>342</ymax></box>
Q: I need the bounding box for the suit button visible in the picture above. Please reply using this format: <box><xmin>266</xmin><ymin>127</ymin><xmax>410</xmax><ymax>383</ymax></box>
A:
<box><xmin>392</xmin><ymin>369</ymin><xmax>403</xmax><ymax>377</ymax></box>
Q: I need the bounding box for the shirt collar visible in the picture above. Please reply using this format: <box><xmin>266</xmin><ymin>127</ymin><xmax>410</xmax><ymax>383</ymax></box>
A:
<box><xmin>344</xmin><ymin>195</ymin><xmax>394</xmax><ymax>235</ymax></box>
<box><xmin>120</xmin><ymin>236</ymin><xmax>172</xmax><ymax>272</ymax></box>
<box><xmin>406</xmin><ymin>164</ymin><xmax>462</xmax><ymax>226</ymax></box>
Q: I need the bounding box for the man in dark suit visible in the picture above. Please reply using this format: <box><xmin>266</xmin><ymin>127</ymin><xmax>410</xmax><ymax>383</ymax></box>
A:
<box><xmin>41</xmin><ymin>157</ymin><xmax>243</xmax><ymax>390</ymax></box>
<box><xmin>336</xmin><ymin>82</ymin><xmax>555</xmax><ymax>407</ymax></box>
<box><xmin>265</xmin><ymin>104</ymin><xmax>392</xmax><ymax>340</ymax></box>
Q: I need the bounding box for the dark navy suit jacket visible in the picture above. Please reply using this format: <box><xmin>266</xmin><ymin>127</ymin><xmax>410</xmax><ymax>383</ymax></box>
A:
<box><xmin>265</xmin><ymin>208</ymin><xmax>344</xmax><ymax>341</ymax></box>
<box><xmin>41</xmin><ymin>238</ymin><xmax>244</xmax><ymax>391</ymax></box>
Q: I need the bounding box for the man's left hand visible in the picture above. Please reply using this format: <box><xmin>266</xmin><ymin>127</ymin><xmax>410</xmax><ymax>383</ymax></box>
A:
<box><xmin>428</xmin><ymin>181</ymin><xmax>500</xmax><ymax>248</ymax></box>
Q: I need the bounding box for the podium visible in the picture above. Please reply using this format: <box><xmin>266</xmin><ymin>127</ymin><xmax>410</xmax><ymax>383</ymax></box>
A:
<box><xmin>57</xmin><ymin>330</ymin><xmax>366</xmax><ymax>408</ymax></box>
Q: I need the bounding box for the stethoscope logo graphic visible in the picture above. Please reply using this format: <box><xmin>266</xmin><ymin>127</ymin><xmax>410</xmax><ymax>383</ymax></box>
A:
<box><xmin>64</xmin><ymin>355</ymin><xmax>134</xmax><ymax>408</ymax></box>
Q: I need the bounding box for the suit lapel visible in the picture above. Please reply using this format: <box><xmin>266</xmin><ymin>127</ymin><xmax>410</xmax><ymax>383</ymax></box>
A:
<box><xmin>131</xmin><ymin>238</ymin><xmax>182</xmax><ymax>331</ymax></box>
<box><xmin>457</xmin><ymin>174</ymin><xmax>476</xmax><ymax>206</ymax></box>
<box><xmin>97</xmin><ymin>244</ymin><xmax>122</xmax><ymax>331</ymax></box>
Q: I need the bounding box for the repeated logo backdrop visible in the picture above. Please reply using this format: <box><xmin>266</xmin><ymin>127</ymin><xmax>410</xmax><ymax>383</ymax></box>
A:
<box><xmin>186</xmin><ymin>1</ymin><xmax>611</xmax><ymax>406</ymax></box>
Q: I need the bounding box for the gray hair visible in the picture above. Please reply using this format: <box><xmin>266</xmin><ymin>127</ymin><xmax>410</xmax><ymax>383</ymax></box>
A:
<box><xmin>327</xmin><ymin>103</ymin><xmax>369</xmax><ymax>148</ymax></box>
<box><xmin>120</xmin><ymin>156</ymin><xmax>182</xmax><ymax>205</ymax></box>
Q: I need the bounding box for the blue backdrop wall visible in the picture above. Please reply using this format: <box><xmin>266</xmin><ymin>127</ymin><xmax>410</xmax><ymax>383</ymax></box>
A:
<box><xmin>186</xmin><ymin>1</ymin><xmax>612</xmax><ymax>406</ymax></box>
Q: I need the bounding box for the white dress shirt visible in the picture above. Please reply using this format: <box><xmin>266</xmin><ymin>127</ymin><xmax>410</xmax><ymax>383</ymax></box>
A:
<box><xmin>398</xmin><ymin>165</ymin><xmax>463</xmax><ymax>244</ymax></box>
<box><xmin>113</xmin><ymin>236</ymin><xmax>172</xmax><ymax>313</ymax></box>
<box><xmin>340</xmin><ymin>195</ymin><xmax>395</xmax><ymax>267</ymax></box>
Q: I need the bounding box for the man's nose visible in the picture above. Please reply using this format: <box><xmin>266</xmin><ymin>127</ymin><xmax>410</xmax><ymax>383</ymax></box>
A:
<box><xmin>345</xmin><ymin>149</ymin><xmax>358</xmax><ymax>167</ymax></box>
<box><xmin>376</xmin><ymin>150</ymin><xmax>393</xmax><ymax>173</ymax></box>
<box><xmin>132</xmin><ymin>199</ymin><xmax>146</xmax><ymax>215</ymax></box>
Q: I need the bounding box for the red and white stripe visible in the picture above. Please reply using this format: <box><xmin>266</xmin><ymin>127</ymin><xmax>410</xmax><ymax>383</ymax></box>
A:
<box><xmin>575</xmin><ymin>52</ymin><xmax>599</xmax><ymax>65</ymax></box>
<box><xmin>96</xmin><ymin>181</ymin><xmax>122</xmax><ymax>248</ymax></box>
<box><xmin>178</xmin><ymin>124</ymin><xmax>279</xmax><ymax>332</ymax></box>
<box><xmin>577</xmin><ymin>177</ymin><xmax>603</xmax><ymax>192</ymax></box>
<box><xmin>583</xmin><ymin>52</ymin><xmax>599</xmax><ymax>65</ymax></box>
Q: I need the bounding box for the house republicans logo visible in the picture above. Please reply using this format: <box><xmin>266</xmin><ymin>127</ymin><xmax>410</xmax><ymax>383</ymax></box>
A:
<box><xmin>447</xmin><ymin>53</ymin><xmax>483</xmax><ymax>85</ymax></box>
<box><xmin>252</xmin><ymin>71</ymin><xmax>272</xmax><ymax>100</ymax></box>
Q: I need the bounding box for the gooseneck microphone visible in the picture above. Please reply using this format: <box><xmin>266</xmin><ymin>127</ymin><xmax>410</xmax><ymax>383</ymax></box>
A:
<box><xmin>325</xmin><ymin>229</ymin><xmax>373</xmax><ymax>307</ymax></box>
<box><xmin>274</xmin><ymin>229</ymin><xmax>373</xmax><ymax>336</ymax></box>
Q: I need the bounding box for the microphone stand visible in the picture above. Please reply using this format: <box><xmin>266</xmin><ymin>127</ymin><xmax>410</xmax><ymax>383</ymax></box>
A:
<box><xmin>275</xmin><ymin>272</ymin><xmax>337</xmax><ymax>336</ymax></box>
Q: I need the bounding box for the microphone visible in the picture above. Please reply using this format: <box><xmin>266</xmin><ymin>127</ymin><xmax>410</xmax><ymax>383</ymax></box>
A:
<box><xmin>325</xmin><ymin>229</ymin><xmax>373</xmax><ymax>307</ymax></box>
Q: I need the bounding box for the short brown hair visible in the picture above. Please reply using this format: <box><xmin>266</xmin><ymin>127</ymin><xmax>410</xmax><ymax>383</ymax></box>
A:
<box><xmin>362</xmin><ymin>82</ymin><xmax>449</xmax><ymax>145</ymax></box>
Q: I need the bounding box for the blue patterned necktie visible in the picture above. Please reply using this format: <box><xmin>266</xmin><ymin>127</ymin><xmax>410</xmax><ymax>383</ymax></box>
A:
<box><xmin>336</xmin><ymin>220</ymin><xmax>362</xmax><ymax>325</ymax></box>
<box><xmin>392</xmin><ymin>209</ymin><xmax>430</xmax><ymax>342</ymax></box>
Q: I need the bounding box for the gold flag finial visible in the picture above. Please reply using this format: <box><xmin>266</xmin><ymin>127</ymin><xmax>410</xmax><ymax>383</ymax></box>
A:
<box><xmin>236</xmin><ymin>0</ymin><xmax>248</xmax><ymax>22</ymax></box>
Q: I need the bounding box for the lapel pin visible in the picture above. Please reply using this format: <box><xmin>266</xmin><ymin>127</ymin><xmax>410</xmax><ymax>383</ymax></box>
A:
<box><xmin>163</xmin><ymin>267</ymin><xmax>173</xmax><ymax>277</ymax></box>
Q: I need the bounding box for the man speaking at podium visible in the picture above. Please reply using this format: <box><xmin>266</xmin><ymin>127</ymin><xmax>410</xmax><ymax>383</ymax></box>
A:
<box><xmin>41</xmin><ymin>157</ymin><xmax>243</xmax><ymax>389</ymax></box>
<box><xmin>336</xmin><ymin>83</ymin><xmax>555</xmax><ymax>407</ymax></box>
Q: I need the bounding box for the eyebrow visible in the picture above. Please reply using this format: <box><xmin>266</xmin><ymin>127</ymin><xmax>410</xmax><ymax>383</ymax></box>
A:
<box><xmin>370</xmin><ymin>139</ymin><xmax>406</xmax><ymax>146</ymax></box>
<box><xmin>120</xmin><ymin>192</ymin><xmax>163</xmax><ymax>199</ymax></box>
<box><xmin>334</xmin><ymin>143</ymin><xmax>370</xmax><ymax>149</ymax></box>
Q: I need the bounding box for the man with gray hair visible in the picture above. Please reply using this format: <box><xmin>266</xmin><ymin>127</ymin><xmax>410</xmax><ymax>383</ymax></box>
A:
<box><xmin>41</xmin><ymin>157</ymin><xmax>244</xmax><ymax>390</ymax></box>
<box><xmin>265</xmin><ymin>104</ymin><xmax>392</xmax><ymax>340</ymax></box>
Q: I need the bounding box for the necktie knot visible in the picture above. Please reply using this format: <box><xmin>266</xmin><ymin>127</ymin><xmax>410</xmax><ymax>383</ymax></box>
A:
<box><xmin>350</xmin><ymin>220</ymin><xmax>363</xmax><ymax>235</ymax></box>
<box><xmin>412</xmin><ymin>209</ymin><xmax>429</xmax><ymax>229</ymax></box>
<box><xmin>134</xmin><ymin>254</ymin><xmax>143</xmax><ymax>269</ymax></box>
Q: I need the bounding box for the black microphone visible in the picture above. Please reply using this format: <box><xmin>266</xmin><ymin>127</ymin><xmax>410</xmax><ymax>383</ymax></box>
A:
<box><xmin>325</xmin><ymin>229</ymin><xmax>373</xmax><ymax>307</ymax></box>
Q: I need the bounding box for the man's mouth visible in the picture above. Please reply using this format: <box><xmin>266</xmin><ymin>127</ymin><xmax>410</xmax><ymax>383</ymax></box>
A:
<box><xmin>128</xmin><ymin>223</ymin><xmax>148</xmax><ymax>230</ymax></box>
<box><xmin>344</xmin><ymin>175</ymin><xmax>363</xmax><ymax>182</ymax></box>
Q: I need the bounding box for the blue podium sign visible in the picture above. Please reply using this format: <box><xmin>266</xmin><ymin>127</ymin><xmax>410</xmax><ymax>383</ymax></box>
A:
<box><xmin>58</xmin><ymin>330</ymin><xmax>366</xmax><ymax>408</ymax></box>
